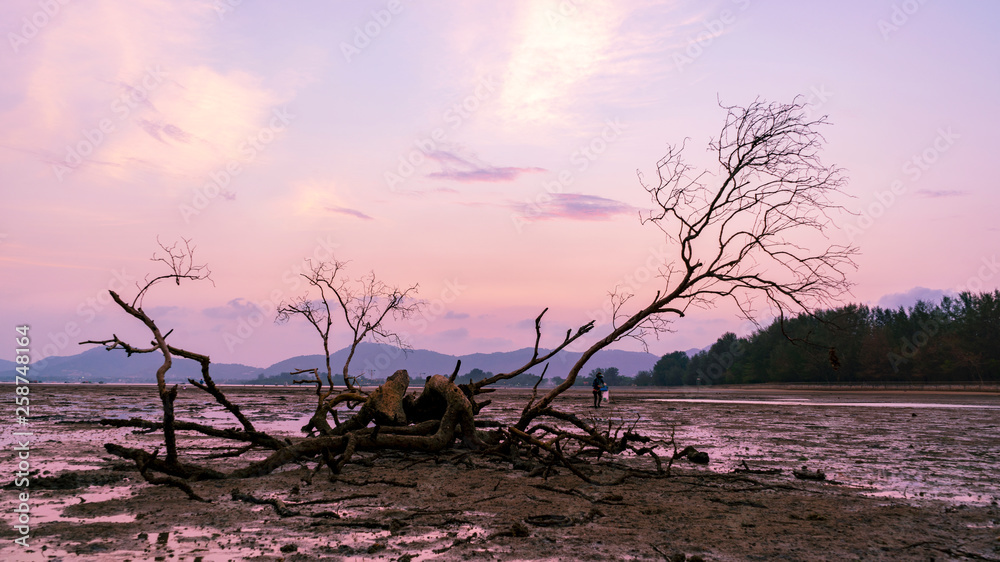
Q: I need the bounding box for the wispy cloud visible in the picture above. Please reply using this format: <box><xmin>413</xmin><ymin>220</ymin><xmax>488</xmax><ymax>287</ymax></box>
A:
<box><xmin>202</xmin><ymin>298</ymin><xmax>261</xmax><ymax>320</ymax></box>
<box><xmin>915</xmin><ymin>189</ymin><xmax>969</xmax><ymax>198</ymax></box>
<box><xmin>444</xmin><ymin>311</ymin><xmax>470</xmax><ymax>320</ymax></box>
<box><xmin>138</xmin><ymin>119</ymin><xmax>192</xmax><ymax>144</ymax></box>
<box><xmin>0</xmin><ymin>1</ymin><xmax>309</xmax><ymax>189</ymax></box>
<box><xmin>493</xmin><ymin>1</ymin><xmax>704</xmax><ymax>127</ymax></box>
<box><xmin>326</xmin><ymin>206</ymin><xmax>373</xmax><ymax>220</ymax></box>
<box><xmin>289</xmin><ymin>180</ymin><xmax>370</xmax><ymax>221</ymax></box>
<box><xmin>427</xmin><ymin>150</ymin><xmax>544</xmax><ymax>183</ymax></box>
<box><xmin>145</xmin><ymin>305</ymin><xmax>184</xmax><ymax>318</ymax></box>
<box><xmin>513</xmin><ymin>193</ymin><xmax>638</xmax><ymax>221</ymax></box>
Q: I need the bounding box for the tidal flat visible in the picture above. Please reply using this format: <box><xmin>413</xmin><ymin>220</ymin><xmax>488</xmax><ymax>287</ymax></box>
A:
<box><xmin>3</xmin><ymin>384</ymin><xmax>999</xmax><ymax>560</ymax></box>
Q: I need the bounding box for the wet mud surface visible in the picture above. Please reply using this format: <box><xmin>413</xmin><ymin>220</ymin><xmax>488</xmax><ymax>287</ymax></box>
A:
<box><xmin>2</xmin><ymin>384</ymin><xmax>999</xmax><ymax>560</ymax></box>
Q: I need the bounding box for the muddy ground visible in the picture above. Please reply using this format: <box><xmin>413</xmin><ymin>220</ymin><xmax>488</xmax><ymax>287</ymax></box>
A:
<box><xmin>2</xmin><ymin>385</ymin><xmax>999</xmax><ymax>561</ymax></box>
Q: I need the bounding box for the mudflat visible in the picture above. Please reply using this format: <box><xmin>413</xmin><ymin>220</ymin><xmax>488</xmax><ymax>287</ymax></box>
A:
<box><xmin>3</xmin><ymin>384</ymin><xmax>999</xmax><ymax>561</ymax></box>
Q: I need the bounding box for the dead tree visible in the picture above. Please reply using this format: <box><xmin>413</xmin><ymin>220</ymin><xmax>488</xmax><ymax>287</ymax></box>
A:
<box><xmin>275</xmin><ymin>259</ymin><xmax>420</xmax><ymax>435</ymax></box>
<box><xmin>512</xmin><ymin>97</ymin><xmax>857</xmax><ymax>435</ymax></box>
<box><xmin>84</xmin><ymin>97</ymin><xmax>856</xmax><ymax>496</ymax></box>
<box><xmin>81</xmin><ymin>239</ymin><xmax>211</xmax><ymax>465</ymax></box>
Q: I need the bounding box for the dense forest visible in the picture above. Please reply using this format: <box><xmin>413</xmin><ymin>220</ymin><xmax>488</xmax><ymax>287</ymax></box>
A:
<box><xmin>631</xmin><ymin>291</ymin><xmax>999</xmax><ymax>386</ymax></box>
<box><xmin>440</xmin><ymin>291</ymin><xmax>1000</xmax><ymax>388</ymax></box>
<box><xmin>255</xmin><ymin>292</ymin><xmax>997</xmax><ymax>388</ymax></box>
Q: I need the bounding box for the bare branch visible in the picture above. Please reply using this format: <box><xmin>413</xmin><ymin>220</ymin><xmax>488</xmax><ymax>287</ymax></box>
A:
<box><xmin>517</xmin><ymin>97</ymin><xmax>857</xmax><ymax>430</ymax></box>
<box><xmin>469</xmin><ymin>309</ymin><xmax>594</xmax><ymax>392</ymax></box>
<box><xmin>277</xmin><ymin>258</ymin><xmax>422</xmax><ymax>433</ymax></box>
<box><xmin>134</xmin><ymin>237</ymin><xmax>212</xmax><ymax>309</ymax></box>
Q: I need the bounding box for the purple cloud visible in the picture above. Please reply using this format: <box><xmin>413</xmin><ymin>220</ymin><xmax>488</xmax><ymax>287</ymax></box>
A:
<box><xmin>325</xmin><ymin>206</ymin><xmax>373</xmax><ymax>220</ymax></box>
<box><xmin>437</xmin><ymin>327</ymin><xmax>469</xmax><ymax>339</ymax></box>
<box><xmin>145</xmin><ymin>305</ymin><xmax>183</xmax><ymax>317</ymax></box>
<box><xmin>512</xmin><ymin>318</ymin><xmax>537</xmax><ymax>330</ymax></box>
<box><xmin>138</xmin><ymin>119</ymin><xmax>164</xmax><ymax>141</ymax></box>
<box><xmin>137</xmin><ymin>119</ymin><xmax>191</xmax><ymax>143</ymax></box>
<box><xmin>162</xmin><ymin>123</ymin><xmax>192</xmax><ymax>143</ymax></box>
<box><xmin>426</xmin><ymin>150</ymin><xmax>544</xmax><ymax>183</ymax></box>
<box><xmin>915</xmin><ymin>189</ymin><xmax>968</xmax><ymax>198</ymax></box>
<box><xmin>513</xmin><ymin>193</ymin><xmax>638</xmax><ymax>221</ymax></box>
<box><xmin>876</xmin><ymin>287</ymin><xmax>946</xmax><ymax>310</ymax></box>
<box><xmin>202</xmin><ymin>298</ymin><xmax>261</xmax><ymax>319</ymax></box>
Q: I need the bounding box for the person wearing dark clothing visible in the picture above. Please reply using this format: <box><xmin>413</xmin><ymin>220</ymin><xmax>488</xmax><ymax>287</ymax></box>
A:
<box><xmin>592</xmin><ymin>371</ymin><xmax>606</xmax><ymax>408</ymax></box>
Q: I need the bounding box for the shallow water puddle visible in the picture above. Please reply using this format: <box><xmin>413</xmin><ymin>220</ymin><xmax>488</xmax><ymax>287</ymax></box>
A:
<box><xmin>33</xmin><ymin>486</ymin><xmax>136</xmax><ymax>525</ymax></box>
<box><xmin>635</xmin><ymin>397</ymin><xmax>1000</xmax><ymax>506</ymax></box>
<box><xmin>646</xmin><ymin>398</ymin><xmax>1000</xmax><ymax>409</ymax></box>
<box><xmin>23</xmin><ymin>385</ymin><xmax>1000</xmax><ymax>514</ymax></box>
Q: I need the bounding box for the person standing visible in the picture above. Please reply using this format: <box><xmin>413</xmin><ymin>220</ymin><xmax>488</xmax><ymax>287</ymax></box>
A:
<box><xmin>592</xmin><ymin>371</ymin><xmax>606</xmax><ymax>408</ymax></box>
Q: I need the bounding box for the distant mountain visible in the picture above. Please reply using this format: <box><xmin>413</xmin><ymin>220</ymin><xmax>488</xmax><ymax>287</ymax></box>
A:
<box><xmin>685</xmin><ymin>347</ymin><xmax>705</xmax><ymax>357</ymax></box>
<box><xmin>249</xmin><ymin>342</ymin><xmax>659</xmax><ymax>383</ymax></box>
<box><xmin>0</xmin><ymin>347</ymin><xmax>259</xmax><ymax>383</ymax></box>
<box><xmin>262</xmin><ymin>343</ymin><xmax>458</xmax><ymax>381</ymax></box>
<box><xmin>1</xmin><ymin>342</ymin><xmax>667</xmax><ymax>384</ymax></box>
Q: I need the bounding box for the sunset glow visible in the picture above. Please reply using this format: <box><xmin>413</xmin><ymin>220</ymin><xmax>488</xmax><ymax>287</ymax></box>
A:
<box><xmin>2</xmin><ymin>0</ymin><xmax>998</xmax><ymax>368</ymax></box>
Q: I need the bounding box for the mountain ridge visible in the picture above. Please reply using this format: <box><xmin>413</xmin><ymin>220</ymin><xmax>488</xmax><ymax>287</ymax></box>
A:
<box><xmin>3</xmin><ymin>342</ymin><xmax>667</xmax><ymax>383</ymax></box>
<box><xmin>253</xmin><ymin>342</ymin><xmax>660</xmax><ymax>383</ymax></box>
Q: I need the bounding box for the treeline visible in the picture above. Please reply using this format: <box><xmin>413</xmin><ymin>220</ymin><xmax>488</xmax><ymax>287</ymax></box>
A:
<box><xmin>264</xmin><ymin>291</ymin><xmax>998</xmax><ymax>388</ymax></box>
<box><xmin>636</xmin><ymin>290</ymin><xmax>1000</xmax><ymax>386</ymax></box>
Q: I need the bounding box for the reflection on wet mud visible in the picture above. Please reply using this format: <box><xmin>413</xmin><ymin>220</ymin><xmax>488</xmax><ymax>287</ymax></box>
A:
<box><xmin>5</xmin><ymin>384</ymin><xmax>998</xmax><ymax>560</ymax></box>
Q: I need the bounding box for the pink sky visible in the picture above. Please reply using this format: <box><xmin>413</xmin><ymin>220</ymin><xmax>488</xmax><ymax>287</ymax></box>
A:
<box><xmin>2</xmin><ymin>1</ymin><xmax>998</xmax><ymax>368</ymax></box>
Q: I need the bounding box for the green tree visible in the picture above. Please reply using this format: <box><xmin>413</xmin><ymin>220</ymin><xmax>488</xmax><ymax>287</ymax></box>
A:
<box><xmin>652</xmin><ymin>351</ymin><xmax>689</xmax><ymax>386</ymax></box>
<box><xmin>456</xmin><ymin>368</ymin><xmax>491</xmax><ymax>385</ymax></box>
<box><xmin>587</xmin><ymin>367</ymin><xmax>624</xmax><ymax>386</ymax></box>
